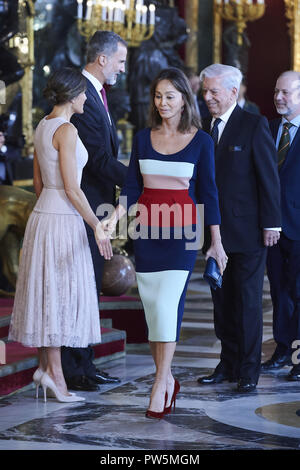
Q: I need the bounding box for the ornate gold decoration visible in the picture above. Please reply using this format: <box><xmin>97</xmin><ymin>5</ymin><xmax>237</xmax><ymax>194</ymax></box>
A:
<box><xmin>0</xmin><ymin>185</ymin><xmax>36</xmax><ymax>295</ymax></box>
<box><xmin>284</xmin><ymin>0</ymin><xmax>300</xmax><ymax>71</ymax></box>
<box><xmin>77</xmin><ymin>0</ymin><xmax>155</xmax><ymax>47</ymax></box>
<box><xmin>184</xmin><ymin>0</ymin><xmax>199</xmax><ymax>71</ymax></box>
<box><xmin>284</xmin><ymin>0</ymin><xmax>295</xmax><ymax>37</ymax></box>
<box><xmin>213</xmin><ymin>1</ymin><xmax>223</xmax><ymax>63</ymax></box>
<box><xmin>9</xmin><ymin>0</ymin><xmax>35</xmax><ymax>157</ymax></box>
<box><xmin>215</xmin><ymin>0</ymin><xmax>266</xmax><ymax>46</ymax></box>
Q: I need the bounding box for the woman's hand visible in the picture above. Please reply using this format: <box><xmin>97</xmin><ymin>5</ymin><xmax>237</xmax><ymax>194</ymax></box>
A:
<box><xmin>94</xmin><ymin>221</ymin><xmax>113</xmax><ymax>260</ymax></box>
<box><xmin>205</xmin><ymin>239</ymin><xmax>228</xmax><ymax>275</ymax></box>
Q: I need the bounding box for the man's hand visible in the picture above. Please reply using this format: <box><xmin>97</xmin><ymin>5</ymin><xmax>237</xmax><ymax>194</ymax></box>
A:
<box><xmin>101</xmin><ymin>216</ymin><xmax>117</xmax><ymax>238</ymax></box>
<box><xmin>263</xmin><ymin>230</ymin><xmax>280</xmax><ymax>247</ymax></box>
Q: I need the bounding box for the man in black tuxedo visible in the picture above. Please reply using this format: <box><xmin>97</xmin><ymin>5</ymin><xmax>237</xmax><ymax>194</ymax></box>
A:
<box><xmin>61</xmin><ymin>31</ymin><xmax>128</xmax><ymax>391</ymax></box>
<box><xmin>197</xmin><ymin>64</ymin><xmax>281</xmax><ymax>392</ymax></box>
<box><xmin>262</xmin><ymin>71</ymin><xmax>300</xmax><ymax>380</ymax></box>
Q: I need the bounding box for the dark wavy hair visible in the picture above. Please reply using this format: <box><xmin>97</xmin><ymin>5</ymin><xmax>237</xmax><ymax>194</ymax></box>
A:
<box><xmin>149</xmin><ymin>67</ymin><xmax>201</xmax><ymax>132</ymax></box>
<box><xmin>43</xmin><ymin>67</ymin><xmax>87</xmax><ymax>106</ymax></box>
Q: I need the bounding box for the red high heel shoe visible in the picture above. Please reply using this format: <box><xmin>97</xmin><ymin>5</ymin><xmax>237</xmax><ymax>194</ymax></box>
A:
<box><xmin>164</xmin><ymin>379</ymin><xmax>180</xmax><ymax>414</ymax></box>
<box><xmin>145</xmin><ymin>392</ymin><xmax>168</xmax><ymax>420</ymax></box>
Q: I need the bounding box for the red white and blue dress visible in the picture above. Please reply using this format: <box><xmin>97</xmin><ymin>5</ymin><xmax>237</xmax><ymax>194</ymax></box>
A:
<box><xmin>120</xmin><ymin>128</ymin><xmax>220</xmax><ymax>342</ymax></box>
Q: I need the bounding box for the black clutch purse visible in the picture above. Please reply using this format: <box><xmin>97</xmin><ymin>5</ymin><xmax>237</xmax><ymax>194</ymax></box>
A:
<box><xmin>203</xmin><ymin>257</ymin><xmax>222</xmax><ymax>290</ymax></box>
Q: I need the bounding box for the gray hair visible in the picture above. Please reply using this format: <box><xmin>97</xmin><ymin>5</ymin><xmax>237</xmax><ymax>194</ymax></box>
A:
<box><xmin>86</xmin><ymin>30</ymin><xmax>127</xmax><ymax>63</ymax></box>
<box><xmin>199</xmin><ymin>64</ymin><xmax>243</xmax><ymax>92</ymax></box>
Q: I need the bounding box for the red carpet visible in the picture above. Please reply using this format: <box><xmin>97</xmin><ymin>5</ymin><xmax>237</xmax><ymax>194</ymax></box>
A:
<box><xmin>0</xmin><ymin>294</ymin><xmax>146</xmax><ymax>397</ymax></box>
<box><xmin>100</xmin><ymin>295</ymin><xmax>148</xmax><ymax>343</ymax></box>
<box><xmin>0</xmin><ymin>327</ymin><xmax>125</xmax><ymax>397</ymax></box>
<box><xmin>0</xmin><ymin>298</ymin><xmax>14</xmax><ymax>307</ymax></box>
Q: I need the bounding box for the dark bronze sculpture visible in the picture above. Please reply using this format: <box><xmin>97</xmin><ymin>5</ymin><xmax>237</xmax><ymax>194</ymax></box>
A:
<box><xmin>0</xmin><ymin>0</ymin><xmax>25</xmax><ymax>86</ymax></box>
<box><xmin>128</xmin><ymin>3</ymin><xmax>188</xmax><ymax>131</ymax></box>
<box><xmin>223</xmin><ymin>23</ymin><xmax>250</xmax><ymax>77</ymax></box>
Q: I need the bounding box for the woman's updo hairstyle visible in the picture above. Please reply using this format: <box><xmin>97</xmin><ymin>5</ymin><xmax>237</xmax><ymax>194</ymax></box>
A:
<box><xmin>43</xmin><ymin>67</ymin><xmax>87</xmax><ymax>106</ymax></box>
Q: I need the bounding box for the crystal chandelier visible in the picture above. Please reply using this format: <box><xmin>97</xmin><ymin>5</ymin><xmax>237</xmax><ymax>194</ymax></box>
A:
<box><xmin>77</xmin><ymin>0</ymin><xmax>156</xmax><ymax>47</ymax></box>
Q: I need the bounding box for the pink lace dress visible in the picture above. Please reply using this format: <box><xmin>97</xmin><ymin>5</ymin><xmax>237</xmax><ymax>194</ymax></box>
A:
<box><xmin>8</xmin><ymin>117</ymin><xmax>101</xmax><ymax>347</ymax></box>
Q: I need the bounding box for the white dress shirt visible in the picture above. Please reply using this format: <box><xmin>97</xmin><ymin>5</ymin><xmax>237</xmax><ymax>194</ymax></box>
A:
<box><xmin>82</xmin><ymin>69</ymin><xmax>111</xmax><ymax>124</ymax></box>
<box><xmin>210</xmin><ymin>102</ymin><xmax>237</xmax><ymax>142</ymax></box>
<box><xmin>238</xmin><ymin>97</ymin><xmax>246</xmax><ymax>109</ymax></box>
<box><xmin>275</xmin><ymin>114</ymin><xmax>300</xmax><ymax>148</ymax></box>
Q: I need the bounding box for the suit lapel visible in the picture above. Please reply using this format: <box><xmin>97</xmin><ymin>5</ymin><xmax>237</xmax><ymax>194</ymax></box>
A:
<box><xmin>86</xmin><ymin>80</ymin><xmax>118</xmax><ymax>155</ymax></box>
<box><xmin>269</xmin><ymin>118</ymin><xmax>280</xmax><ymax>143</ymax></box>
<box><xmin>271</xmin><ymin>118</ymin><xmax>300</xmax><ymax>171</ymax></box>
<box><xmin>86</xmin><ymin>79</ymin><xmax>102</xmax><ymax>110</ymax></box>
<box><xmin>280</xmin><ymin>125</ymin><xmax>300</xmax><ymax>171</ymax></box>
<box><xmin>215</xmin><ymin>105</ymin><xmax>242</xmax><ymax>160</ymax></box>
<box><xmin>270</xmin><ymin>118</ymin><xmax>300</xmax><ymax>159</ymax></box>
<box><xmin>287</xmin><ymin>125</ymin><xmax>300</xmax><ymax>154</ymax></box>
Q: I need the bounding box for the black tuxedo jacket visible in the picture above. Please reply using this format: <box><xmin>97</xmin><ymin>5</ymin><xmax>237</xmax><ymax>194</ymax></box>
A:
<box><xmin>71</xmin><ymin>79</ymin><xmax>127</xmax><ymax>213</ymax></box>
<box><xmin>269</xmin><ymin>118</ymin><xmax>300</xmax><ymax>240</ymax></box>
<box><xmin>202</xmin><ymin>105</ymin><xmax>281</xmax><ymax>252</ymax></box>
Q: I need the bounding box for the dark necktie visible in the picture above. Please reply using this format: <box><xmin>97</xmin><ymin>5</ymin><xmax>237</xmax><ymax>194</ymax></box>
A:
<box><xmin>100</xmin><ymin>87</ymin><xmax>109</xmax><ymax>113</ymax></box>
<box><xmin>210</xmin><ymin>118</ymin><xmax>222</xmax><ymax>147</ymax></box>
<box><xmin>278</xmin><ymin>122</ymin><xmax>293</xmax><ymax>168</ymax></box>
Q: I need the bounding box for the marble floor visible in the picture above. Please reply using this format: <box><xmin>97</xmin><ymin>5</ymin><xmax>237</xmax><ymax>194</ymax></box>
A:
<box><xmin>0</xmin><ymin>260</ymin><xmax>300</xmax><ymax>452</ymax></box>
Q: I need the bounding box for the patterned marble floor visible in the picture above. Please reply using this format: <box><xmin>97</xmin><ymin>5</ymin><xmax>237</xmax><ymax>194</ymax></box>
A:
<box><xmin>0</xmin><ymin>258</ymin><xmax>300</xmax><ymax>451</ymax></box>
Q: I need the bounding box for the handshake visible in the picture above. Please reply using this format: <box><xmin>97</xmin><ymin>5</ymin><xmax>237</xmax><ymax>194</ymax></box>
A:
<box><xmin>94</xmin><ymin>214</ymin><xmax>118</xmax><ymax>261</ymax></box>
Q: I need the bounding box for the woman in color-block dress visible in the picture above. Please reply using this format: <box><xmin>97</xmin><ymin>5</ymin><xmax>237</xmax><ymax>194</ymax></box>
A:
<box><xmin>104</xmin><ymin>68</ymin><xmax>227</xmax><ymax>418</ymax></box>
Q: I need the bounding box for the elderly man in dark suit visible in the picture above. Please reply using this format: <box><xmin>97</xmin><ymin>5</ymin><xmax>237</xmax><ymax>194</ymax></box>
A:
<box><xmin>61</xmin><ymin>31</ymin><xmax>128</xmax><ymax>391</ymax></box>
<box><xmin>197</xmin><ymin>64</ymin><xmax>281</xmax><ymax>392</ymax></box>
<box><xmin>262</xmin><ymin>71</ymin><xmax>300</xmax><ymax>380</ymax></box>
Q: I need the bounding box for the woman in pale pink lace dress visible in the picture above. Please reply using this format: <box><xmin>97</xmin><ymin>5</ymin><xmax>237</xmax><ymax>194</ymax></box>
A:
<box><xmin>9</xmin><ymin>68</ymin><xmax>112</xmax><ymax>402</ymax></box>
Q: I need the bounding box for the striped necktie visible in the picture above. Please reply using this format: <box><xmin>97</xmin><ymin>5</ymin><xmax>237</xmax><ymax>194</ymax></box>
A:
<box><xmin>278</xmin><ymin>122</ymin><xmax>293</xmax><ymax>168</ymax></box>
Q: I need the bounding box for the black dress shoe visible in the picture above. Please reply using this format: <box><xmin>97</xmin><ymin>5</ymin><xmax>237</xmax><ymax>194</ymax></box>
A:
<box><xmin>236</xmin><ymin>378</ymin><xmax>257</xmax><ymax>392</ymax></box>
<box><xmin>66</xmin><ymin>375</ymin><xmax>99</xmax><ymax>391</ymax></box>
<box><xmin>197</xmin><ymin>371</ymin><xmax>233</xmax><ymax>385</ymax></box>
<box><xmin>287</xmin><ymin>367</ymin><xmax>300</xmax><ymax>381</ymax></box>
<box><xmin>89</xmin><ymin>370</ymin><xmax>121</xmax><ymax>384</ymax></box>
<box><xmin>261</xmin><ymin>355</ymin><xmax>292</xmax><ymax>371</ymax></box>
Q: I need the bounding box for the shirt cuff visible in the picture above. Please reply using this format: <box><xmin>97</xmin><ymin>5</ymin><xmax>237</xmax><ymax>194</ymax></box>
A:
<box><xmin>264</xmin><ymin>227</ymin><xmax>281</xmax><ymax>231</ymax></box>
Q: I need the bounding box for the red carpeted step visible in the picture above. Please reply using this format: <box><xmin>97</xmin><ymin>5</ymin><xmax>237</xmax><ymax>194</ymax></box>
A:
<box><xmin>0</xmin><ymin>305</ymin><xmax>13</xmax><ymax>340</ymax></box>
<box><xmin>0</xmin><ymin>306</ymin><xmax>13</xmax><ymax>317</ymax></box>
<box><xmin>0</xmin><ymin>326</ymin><xmax>126</xmax><ymax>397</ymax></box>
<box><xmin>99</xmin><ymin>295</ymin><xmax>148</xmax><ymax>343</ymax></box>
<box><xmin>0</xmin><ymin>295</ymin><xmax>147</xmax><ymax>343</ymax></box>
<box><xmin>0</xmin><ymin>306</ymin><xmax>13</xmax><ymax>340</ymax></box>
<box><xmin>0</xmin><ymin>298</ymin><xmax>14</xmax><ymax>307</ymax></box>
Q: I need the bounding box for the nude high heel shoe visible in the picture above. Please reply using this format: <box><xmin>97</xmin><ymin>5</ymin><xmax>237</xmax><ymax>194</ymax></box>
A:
<box><xmin>33</xmin><ymin>368</ymin><xmax>44</xmax><ymax>398</ymax></box>
<box><xmin>33</xmin><ymin>368</ymin><xmax>78</xmax><ymax>399</ymax></box>
<box><xmin>41</xmin><ymin>372</ymin><xmax>85</xmax><ymax>403</ymax></box>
